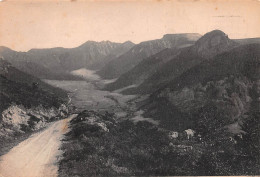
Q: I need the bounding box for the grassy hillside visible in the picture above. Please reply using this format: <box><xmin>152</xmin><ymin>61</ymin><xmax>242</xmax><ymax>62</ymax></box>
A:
<box><xmin>0</xmin><ymin>58</ymin><xmax>68</xmax><ymax>115</ymax></box>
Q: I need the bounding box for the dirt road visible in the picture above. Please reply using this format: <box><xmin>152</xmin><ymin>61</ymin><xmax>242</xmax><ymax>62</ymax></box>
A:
<box><xmin>0</xmin><ymin>115</ymin><xmax>77</xmax><ymax>177</ymax></box>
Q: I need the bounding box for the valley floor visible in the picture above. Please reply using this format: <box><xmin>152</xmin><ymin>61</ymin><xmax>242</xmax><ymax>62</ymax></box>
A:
<box><xmin>0</xmin><ymin>115</ymin><xmax>76</xmax><ymax>177</ymax></box>
<box><xmin>2</xmin><ymin>68</ymin><xmax>258</xmax><ymax>176</ymax></box>
<box><xmin>0</xmin><ymin>70</ymin><xmax>153</xmax><ymax>177</ymax></box>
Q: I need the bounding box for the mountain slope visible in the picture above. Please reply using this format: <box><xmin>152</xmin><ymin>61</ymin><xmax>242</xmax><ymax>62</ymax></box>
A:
<box><xmin>0</xmin><ymin>58</ymin><xmax>68</xmax><ymax>102</ymax></box>
<box><xmin>139</xmin><ymin>44</ymin><xmax>260</xmax><ymax>173</ymax></box>
<box><xmin>105</xmin><ymin>48</ymin><xmax>181</xmax><ymax>91</ymax></box>
<box><xmin>25</xmin><ymin>41</ymin><xmax>122</xmax><ymax>71</ymax></box>
<box><xmin>234</xmin><ymin>38</ymin><xmax>260</xmax><ymax>45</ymax></box>
<box><xmin>97</xmin><ymin>33</ymin><xmax>201</xmax><ymax>79</ymax></box>
<box><xmin>0</xmin><ymin>58</ymin><xmax>69</xmax><ymax>143</ymax></box>
<box><xmin>88</xmin><ymin>41</ymin><xmax>135</xmax><ymax>69</ymax></box>
<box><xmin>0</xmin><ymin>58</ymin><xmax>68</xmax><ymax>112</ymax></box>
<box><xmin>0</xmin><ymin>46</ymin><xmax>79</xmax><ymax>80</ymax></box>
<box><xmin>123</xmin><ymin>30</ymin><xmax>238</xmax><ymax>94</ymax></box>
<box><xmin>0</xmin><ymin>41</ymin><xmax>134</xmax><ymax>80</ymax></box>
<box><xmin>163</xmin><ymin>43</ymin><xmax>260</xmax><ymax>91</ymax></box>
<box><xmin>142</xmin><ymin>43</ymin><xmax>260</xmax><ymax>131</ymax></box>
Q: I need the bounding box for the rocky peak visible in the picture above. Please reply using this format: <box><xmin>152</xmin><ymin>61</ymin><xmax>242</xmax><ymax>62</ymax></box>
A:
<box><xmin>193</xmin><ymin>30</ymin><xmax>238</xmax><ymax>58</ymax></box>
<box><xmin>121</xmin><ymin>41</ymin><xmax>135</xmax><ymax>47</ymax></box>
<box><xmin>0</xmin><ymin>46</ymin><xmax>14</xmax><ymax>56</ymax></box>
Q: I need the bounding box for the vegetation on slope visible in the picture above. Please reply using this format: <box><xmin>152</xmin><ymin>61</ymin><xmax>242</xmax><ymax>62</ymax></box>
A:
<box><xmin>0</xmin><ymin>59</ymin><xmax>69</xmax><ymax>154</ymax></box>
<box><xmin>59</xmin><ymin>109</ymin><xmax>259</xmax><ymax>176</ymax></box>
<box><xmin>138</xmin><ymin>43</ymin><xmax>260</xmax><ymax>175</ymax></box>
<box><xmin>59</xmin><ymin>110</ymin><xmax>201</xmax><ymax>176</ymax></box>
<box><xmin>0</xmin><ymin>58</ymin><xmax>68</xmax><ymax>114</ymax></box>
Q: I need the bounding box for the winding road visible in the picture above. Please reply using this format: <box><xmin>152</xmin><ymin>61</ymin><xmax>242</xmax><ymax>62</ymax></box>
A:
<box><xmin>0</xmin><ymin>114</ymin><xmax>76</xmax><ymax>177</ymax></box>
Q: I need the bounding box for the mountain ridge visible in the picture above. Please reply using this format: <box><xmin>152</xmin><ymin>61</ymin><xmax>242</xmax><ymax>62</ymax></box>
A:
<box><xmin>142</xmin><ymin>43</ymin><xmax>260</xmax><ymax>130</ymax></box>
<box><xmin>109</xmin><ymin>30</ymin><xmax>239</xmax><ymax>94</ymax></box>
<box><xmin>97</xmin><ymin>33</ymin><xmax>202</xmax><ymax>79</ymax></box>
<box><xmin>0</xmin><ymin>40</ymin><xmax>134</xmax><ymax>80</ymax></box>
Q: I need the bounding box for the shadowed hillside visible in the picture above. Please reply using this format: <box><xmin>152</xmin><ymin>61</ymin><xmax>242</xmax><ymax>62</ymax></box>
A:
<box><xmin>144</xmin><ymin>44</ymin><xmax>260</xmax><ymax>129</ymax></box>
<box><xmin>97</xmin><ymin>33</ymin><xmax>201</xmax><ymax>79</ymax></box>
<box><xmin>119</xmin><ymin>30</ymin><xmax>238</xmax><ymax>94</ymax></box>
<box><xmin>105</xmin><ymin>48</ymin><xmax>181</xmax><ymax>91</ymax></box>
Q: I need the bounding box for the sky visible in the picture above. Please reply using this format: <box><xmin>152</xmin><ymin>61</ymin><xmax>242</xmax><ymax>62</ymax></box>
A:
<box><xmin>0</xmin><ymin>0</ymin><xmax>260</xmax><ymax>51</ymax></box>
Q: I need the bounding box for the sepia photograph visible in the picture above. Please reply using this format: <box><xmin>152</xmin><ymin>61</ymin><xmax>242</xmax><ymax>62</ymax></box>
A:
<box><xmin>0</xmin><ymin>0</ymin><xmax>259</xmax><ymax>176</ymax></box>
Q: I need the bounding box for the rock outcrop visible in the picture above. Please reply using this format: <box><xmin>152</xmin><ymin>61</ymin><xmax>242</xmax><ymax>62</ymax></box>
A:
<box><xmin>0</xmin><ymin>59</ymin><xmax>69</xmax><ymax>140</ymax></box>
<box><xmin>0</xmin><ymin>104</ymin><xmax>68</xmax><ymax>139</ymax></box>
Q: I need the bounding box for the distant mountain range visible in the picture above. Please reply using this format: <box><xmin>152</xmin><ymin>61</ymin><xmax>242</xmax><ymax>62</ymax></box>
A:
<box><xmin>97</xmin><ymin>33</ymin><xmax>202</xmax><ymax>79</ymax></box>
<box><xmin>99</xmin><ymin>30</ymin><xmax>260</xmax><ymax>136</ymax></box>
<box><xmin>234</xmin><ymin>38</ymin><xmax>260</xmax><ymax>45</ymax></box>
<box><xmin>106</xmin><ymin>30</ymin><xmax>239</xmax><ymax>93</ymax></box>
<box><xmin>101</xmin><ymin>30</ymin><xmax>260</xmax><ymax>135</ymax></box>
<box><xmin>0</xmin><ymin>41</ymin><xmax>134</xmax><ymax>80</ymax></box>
<box><xmin>1</xmin><ymin>32</ymin><xmax>258</xmax><ymax>82</ymax></box>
